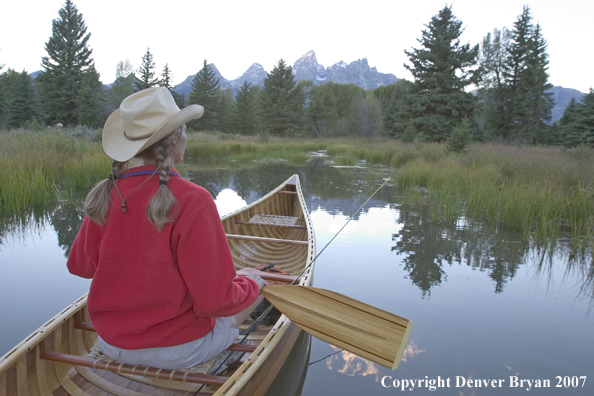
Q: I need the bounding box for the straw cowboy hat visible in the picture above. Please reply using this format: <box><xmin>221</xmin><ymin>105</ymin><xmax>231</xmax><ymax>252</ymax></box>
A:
<box><xmin>103</xmin><ymin>87</ymin><xmax>204</xmax><ymax>162</ymax></box>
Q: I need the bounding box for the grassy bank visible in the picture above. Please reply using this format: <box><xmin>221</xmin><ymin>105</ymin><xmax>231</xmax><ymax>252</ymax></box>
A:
<box><xmin>2</xmin><ymin>129</ymin><xmax>593</xmax><ymax>245</ymax></box>
<box><xmin>0</xmin><ymin>129</ymin><xmax>108</xmax><ymax>211</ymax></box>
<box><xmin>396</xmin><ymin>144</ymin><xmax>594</xmax><ymax>245</ymax></box>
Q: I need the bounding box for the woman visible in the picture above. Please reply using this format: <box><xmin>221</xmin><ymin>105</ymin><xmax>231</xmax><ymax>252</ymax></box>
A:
<box><xmin>67</xmin><ymin>87</ymin><xmax>266</xmax><ymax>370</ymax></box>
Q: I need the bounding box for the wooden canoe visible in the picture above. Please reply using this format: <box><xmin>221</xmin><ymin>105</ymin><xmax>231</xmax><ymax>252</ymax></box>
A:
<box><xmin>0</xmin><ymin>174</ymin><xmax>316</xmax><ymax>396</ymax></box>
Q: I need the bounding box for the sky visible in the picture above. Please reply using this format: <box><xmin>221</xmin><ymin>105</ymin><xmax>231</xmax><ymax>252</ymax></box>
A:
<box><xmin>1</xmin><ymin>0</ymin><xmax>592</xmax><ymax>93</ymax></box>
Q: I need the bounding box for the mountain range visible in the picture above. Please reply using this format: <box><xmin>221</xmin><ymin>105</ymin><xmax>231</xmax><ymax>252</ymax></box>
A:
<box><xmin>172</xmin><ymin>50</ymin><xmax>585</xmax><ymax>123</ymax></box>
<box><xmin>173</xmin><ymin>50</ymin><xmax>399</xmax><ymax>97</ymax></box>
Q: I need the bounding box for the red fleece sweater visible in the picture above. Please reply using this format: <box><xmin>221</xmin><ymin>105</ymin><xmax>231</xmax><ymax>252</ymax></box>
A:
<box><xmin>67</xmin><ymin>165</ymin><xmax>260</xmax><ymax>349</ymax></box>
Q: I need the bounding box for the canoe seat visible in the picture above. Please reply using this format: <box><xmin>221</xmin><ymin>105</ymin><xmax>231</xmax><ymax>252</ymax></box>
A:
<box><xmin>235</xmin><ymin>214</ymin><xmax>307</xmax><ymax>230</ymax></box>
<box><xmin>250</xmin><ymin>214</ymin><xmax>299</xmax><ymax>226</ymax></box>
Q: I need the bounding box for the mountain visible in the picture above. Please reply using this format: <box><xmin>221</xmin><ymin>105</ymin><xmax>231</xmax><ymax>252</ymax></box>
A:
<box><xmin>292</xmin><ymin>50</ymin><xmax>399</xmax><ymax>89</ymax></box>
<box><xmin>547</xmin><ymin>86</ymin><xmax>586</xmax><ymax>122</ymax></box>
<box><xmin>173</xmin><ymin>50</ymin><xmax>398</xmax><ymax>97</ymax></box>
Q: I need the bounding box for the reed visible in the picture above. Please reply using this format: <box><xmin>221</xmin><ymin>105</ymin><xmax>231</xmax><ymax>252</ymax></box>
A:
<box><xmin>0</xmin><ymin>130</ymin><xmax>108</xmax><ymax>211</ymax></box>
<box><xmin>3</xmin><ymin>129</ymin><xmax>594</xmax><ymax>245</ymax></box>
<box><xmin>395</xmin><ymin>143</ymin><xmax>594</xmax><ymax>243</ymax></box>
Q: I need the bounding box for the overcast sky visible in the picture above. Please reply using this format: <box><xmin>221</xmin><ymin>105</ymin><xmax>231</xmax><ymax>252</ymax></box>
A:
<box><xmin>1</xmin><ymin>0</ymin><xmax>592</xmax><ymax>93</ymax></box>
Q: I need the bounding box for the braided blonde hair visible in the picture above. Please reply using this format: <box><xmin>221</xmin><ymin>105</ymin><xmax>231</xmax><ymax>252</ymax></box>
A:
<box><xmin>84</xmin><ymin>127</ymin><xmax>182</xmax><ymax>231</ymax></box>
<box><xmin>85</xmin><ymin>160</ymin><xmax>127</xmax><ymax>225</ymax></box>
<box><xmin>142</xmin><ymin>128</ymin><xmax>181</xmax><ymax>231</ymax></box>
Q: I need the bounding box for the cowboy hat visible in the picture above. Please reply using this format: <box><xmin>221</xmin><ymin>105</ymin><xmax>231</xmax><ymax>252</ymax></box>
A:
<box><xmin>103</xmin><ymin>87</ymin><xmax>204</xmax><ymax>162</ymax></box>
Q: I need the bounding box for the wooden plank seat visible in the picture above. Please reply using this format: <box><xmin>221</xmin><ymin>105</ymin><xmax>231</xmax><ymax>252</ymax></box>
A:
<box><xmin>235</xmin><ymin>214</ymin><xmax>307</xmax><ymax>230</ymax></box>
<box><xmin>226</xmin><ymin>233</ymin><xmax>308</xmax><ymax>246</ymax></box>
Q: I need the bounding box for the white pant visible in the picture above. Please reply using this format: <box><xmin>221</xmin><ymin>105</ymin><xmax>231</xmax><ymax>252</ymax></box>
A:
<box><xmin>97</xmin><ymin>316</ymin><xmax>238</xmax><ymax>369</ymax></box>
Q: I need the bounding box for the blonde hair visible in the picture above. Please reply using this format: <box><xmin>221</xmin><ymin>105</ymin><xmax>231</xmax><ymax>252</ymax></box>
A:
<box><xmin>84</xmin><ymin>127</ymin><xmax>182</xmax><ymax>232</ymax></box>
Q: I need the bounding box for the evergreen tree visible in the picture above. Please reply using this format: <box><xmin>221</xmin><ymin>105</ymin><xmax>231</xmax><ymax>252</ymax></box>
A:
<box><xmin>0</xmin><ymin>68</ymin><xmax>20</xmax><ymax>125</ymax></box>
<box><xmin>400</xmin><ymin>6</ymin><xmax>479</xmax><ymax>141</ymax></box>
<box><xmin>76</xmin><ymin>65</ymin><xmax>105</xmax><ymax>128</ymax></box>
<box><xmin>159</xmin><ymin>64</ymin><xmax>184</xmax><ymax>108</ymax></box>
<box><xmin>233</xmin><ymin>81</ymin><xmax>260</xmax><ymax>134</ymax></box>
<box><xmin>7</xmin><ymin>70</ymin><xmax>39</xmax><ymax>128</ymax></box>
<box><xmin>446</xmin><ymin>118</ymin><xmax>473</xmax><ymax>153</ymax></box>
<box><xmin>384</xmin><ymin>79</ymin><xmax>416</xmax><ymax>138</ymax></box>
<box><xmin>187</xmin><ymin>60</ymin><xmax>221</xmax><ymax>131</ymax></box>
<box><xmin>521</xmin><ymin>23</ymin><xmax>554</xmax><ymax>143</ymax></box>
<box><xmin>558</xmin><ymin>90</ymin><xmax>594</xmax><ymax>147</ymax></box>
<box><xmin>0</xmin><ymin>64</ymin><xmax>7</xmax><ymax>125</ymax></box>
<box><xmin>37</xmin><ymin>0</ymin><xmax>94</xmax><ymax>126</ymax></box>
<box><xmin>502</xmin><ymin>6</ymin><xmax>553</xmax><ymax>142</ymax></box>
<box><xmin>160</xmin><ymin>63</ymin><xmax>173</xmax><ymax>89</ymax></box>
<box><xmin>261</xmin><ymin>59</ymin><xmax>305</xmax><ymax>136</ymax></box>
<box><xmin>219</xmin><ymin>87</ymin><xmax>235</xmax><ymax>133</ymax></box>
<box><xmin>135</xmin><ymin>47</ymin><xmax>158</xmax><ymax>91</ymax></box>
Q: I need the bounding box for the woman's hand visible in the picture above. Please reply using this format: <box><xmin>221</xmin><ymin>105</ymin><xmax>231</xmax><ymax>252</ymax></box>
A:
<box><xmin>236</xmin><ymin>268</ymin><xmax>268</xmax><ymax>289</ymax></box>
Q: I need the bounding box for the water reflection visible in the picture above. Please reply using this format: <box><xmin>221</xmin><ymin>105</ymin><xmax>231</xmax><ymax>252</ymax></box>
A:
<box><xmin>2</xmin><ymin>161</ymin><xmax>593</xmax><ymax>305</ymax></box>
<box><xmin>392</xmin><ymin>203</ymin><xmax>528</xmax><ymax>296</ymax></box>
<box><xmin>390</xmin><ymin>196</ymin><xmax>594</xmax><ymax>304</ymax></box>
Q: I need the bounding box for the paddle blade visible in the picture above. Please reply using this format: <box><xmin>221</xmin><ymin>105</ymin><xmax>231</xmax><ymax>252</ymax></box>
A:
<box><xmin>261</xmin><ymin>285</ymin><xmax>413</xmax><ymax>370</ymax></box>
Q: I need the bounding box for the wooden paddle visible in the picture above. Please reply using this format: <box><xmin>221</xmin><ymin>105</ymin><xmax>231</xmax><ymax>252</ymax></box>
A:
<box><xmin>260</xmin><ymin>285</ymin><xmax>413</xmax><ymax>370</ymax></box>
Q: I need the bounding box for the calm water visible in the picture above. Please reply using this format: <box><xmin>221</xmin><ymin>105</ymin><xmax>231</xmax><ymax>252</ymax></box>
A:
<box><xmin>1</xmin><ymin>159</ymin><xmax>593</xmax><ymax>395</ymax></box>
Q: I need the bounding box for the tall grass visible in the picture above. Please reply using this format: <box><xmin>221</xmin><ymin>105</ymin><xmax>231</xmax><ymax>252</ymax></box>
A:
<box><xmin>395</xmin><ymin>143</ymin><xmax>594</xmax><ymax>244</ymax></box>
<box><xmin>3</xmin><ymin>129</ymin><xmax>594</xmax><ymax>245</ymax></box>
<box><xmin>0</xmin><ymin>129</ymin><xmax>108</xmax><ymax>211</ymax></box>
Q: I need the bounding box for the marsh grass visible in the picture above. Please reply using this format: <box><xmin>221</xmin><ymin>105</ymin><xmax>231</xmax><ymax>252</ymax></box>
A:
<box><xmin>0</xmin><ymin>129</ymin><xmax>108</xmax><ymax>210</ymax></box>
<box><xmin>3</xmin><ymin>129</ymin><xmax>594</xmax><ymax>245</ymax></box>
<box><xmin>395</xmin><ymin>143</ymin><xmax>594</xmax><ymax>244</ymax></box>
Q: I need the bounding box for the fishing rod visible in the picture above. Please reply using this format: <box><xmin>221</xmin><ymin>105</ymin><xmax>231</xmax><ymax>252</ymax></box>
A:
<box><xmin>191</xmin><ymin>177</ymin><xmax>391</xmax><ymax>394</ymax></box>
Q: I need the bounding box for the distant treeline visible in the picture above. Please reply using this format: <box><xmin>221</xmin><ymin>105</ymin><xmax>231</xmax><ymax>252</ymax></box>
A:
<box><xmin>0</xmin><ymin>1</ymin><xmax>592</xmax><ymax>147</ymax></box>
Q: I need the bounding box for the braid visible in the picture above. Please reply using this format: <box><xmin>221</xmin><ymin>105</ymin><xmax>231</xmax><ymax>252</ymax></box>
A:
<box><xmin>85</xmin><ymin>160</ymin><xmax>128</xmax><ymax>225</ymax></box>
<box><xmin>146</xmin><ymin>132</ymin><xmax>178</xmax><ymax>231</ymax></box>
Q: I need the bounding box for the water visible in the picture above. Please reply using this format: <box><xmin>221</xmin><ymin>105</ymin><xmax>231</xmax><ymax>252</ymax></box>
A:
<box><xmin>1</xmin><ymin>159</ymin><xmax>593</xmax><ymax>395</ymax></box>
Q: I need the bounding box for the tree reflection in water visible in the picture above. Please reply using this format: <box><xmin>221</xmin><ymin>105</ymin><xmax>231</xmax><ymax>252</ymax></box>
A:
<box><xmin>392</xmin><ymin>196</ymin><xmax>593</xmax><ymax>304</ymax></box>
<box><xmin>1</xmin><ymin>162</ymin><xmax>592</xmax><ymax>308</ymax></box>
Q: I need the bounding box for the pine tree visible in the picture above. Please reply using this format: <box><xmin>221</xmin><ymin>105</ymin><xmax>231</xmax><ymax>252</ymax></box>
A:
<box><xmin>187</xmin><ymin>60</ymin><xmax>221</xmax><ymax>131</ymax></box>
<box><xmin>7</xmin><ymin>70</ymin><xmax>40</xmax><ymax>128</ymax></box>
<box><xmin>558</xmin><ymin>90</ymin><xmax>594</xmax><ymax>147</ymax></box>
<box><xmin>521</xmin><ymin>23</ymin><xmax>554</xmax><ymax>143</ymax></box>
<box><xmin>0</xmin><ymin>64</ymin><xmax>7</xmax><ymax>125</ymax></box>
<box><xmin>219</xmin><ymin>87</ymin><xmax>235</xmax><ymax>133</ymax></box>
<box><xmin>159</xmin><ymin>64</ymin><xmax>184</xmax><ymax>108</ymax></box>
<box><xmin>76</xmin><ymin>65</ymin><xmax>105</xmax><ymax>128</ymax></box>
<box><xmin>135</xmin><ymin>47</ymin><xmax>158</xmax><ymax>91</ymax></box>
<box><xmin>160</xmin><ymin>64</ymin><xmax>173</xmax><ymax>89</ymax></box>
<box><xmin>261</xmin><ymin>59</ymin><xmax>305</xmax><ymax>136</ymax></box>
<box><xmin>384</xmin><ymin>79</ymin><xmax>416</xmax><ymax>138</ymax></box>
<box><xmin>446</xmin><ymin>118</ymin><xmax>473</xmax><ymax>153</ymax></box>
<box><xmin>233</xmin><ymin>80</ymin><xmax>260</xmax><ymax>135</ymax></box>
<box><xmin>37</xmin><ymin>0</ymin><xmax>94</xmax><ymax>126</ymax></box>
<box><xmin>0</xmin><ymin>68</ymin><xmax>20</xmax><ymax>126</ymax></box>
<box><xmin>503</xmin><ymin>6</ymin><xmax>553</xmax><ymax>142</ymax></box>
<box><xmin>400</xmin><ymin>6</ymin><xmax>479</xmax><ymax>141</ymax></box>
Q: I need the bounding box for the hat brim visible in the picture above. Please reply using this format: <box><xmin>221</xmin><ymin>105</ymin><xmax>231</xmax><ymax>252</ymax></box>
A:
<box><xmin>103</xmin><ymin>104</ymin><xmax>204</xmax><ymax>162</ymax></box>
